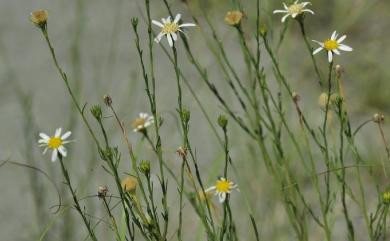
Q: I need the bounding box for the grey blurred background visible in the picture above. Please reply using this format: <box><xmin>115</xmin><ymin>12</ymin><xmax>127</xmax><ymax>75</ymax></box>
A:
<box><xmin>1</xmin><ymin>0</ymin><xmax>390</xmax><ymax>240</ymax></box>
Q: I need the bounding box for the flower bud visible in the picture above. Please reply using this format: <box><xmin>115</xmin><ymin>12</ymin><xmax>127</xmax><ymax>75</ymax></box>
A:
<box><xmin>138</xmin><ymin>160</ymin><xmax>151</xmax><ymax>176</ymax></box>
<box><xmin>259</xmin><ymin>24</ymin><xmax>267</xmax><ymax>37</ymax></box>
<box><xmin>383</xmin><ymin>191</ymin><xmax>390</xmax><ymax>205</ymax></box>
<box><xmin>181</xmin><ymin>109</ymin><xmax>191</xmax><ymax>124</ymax></box>
<box><xmin>218</xmin><ymin>115</ymin><xmax>228</xmax><ymax>129</ymax></box>
<box><xmin>90</xmin><ymin>105</ymin><xmax>103</xmax><ymax>121</ymax></box>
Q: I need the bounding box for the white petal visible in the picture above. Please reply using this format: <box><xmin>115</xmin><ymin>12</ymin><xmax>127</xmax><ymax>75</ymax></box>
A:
<box><xmin>331</xmin><ymin>31</ymin><xmax>337</xmax><ymax>40</ymax></box>
<box><xmin>179</xmin><ymin>23</ymin><xmax>196</xmax><ymax>28</ymax></box>
<box><xmin>337</xmin><ymin>35</ymin><xmax>346</xmax><ymax>43</ymax></box>
<box><xmin>167</xmin><ymin>34</ymin><xmax>173</xmax><ymax>47</ymax></box>
<box><xmin>281</xmin><ymin>14</ymin><xmax>290</xmax><ymax>23</ymax></box>
<box><xmin>166</xmin><ymin>16</ymin><xmax>171</xmax><ymax>23</ymax></box>
<box><xmin>273</xmin><ymin>10</ymin><xmax>288</xmax><ymax>14</ymax></box>
<box><xmin>328</xmin><ymin>51</ymin><xmax>333</xmax><ymax>62</ymax></box>
<box><xmin>51</xmin><ymin>149</ymin><xmax>58</xmax><ymax>162</ymax></box>
<box><xmin>283</xmin><ymin>3</ymin><xmax>288</xmax><ymax>10</ymax></box>
<box><xmin>155</xmin><ymin>32</ymin><xmax>164</xmax><ymax>43</ymax></box>
<box><xmin>339</xmin><ymin>44</ymin><xmax>353</xmax><ymax>51</ymax></box>
<box><xmin>61</xmin><ymin>131</ymin><xmax>71</xmax><ymax>140</ymax></box>
<box><xmin>171</xmin><ymin>32</ymin><xmax>178</xmax><ymax>41</ymax></box>
<box><xmin>205</xmin><ymin>186</ymin><xmax>216</xmax><ymax>192</ymax></box>
<box><xmin>58</xmin><ymin>146</ymin><xmax>67</xmax><ymax>157</ymax></box>
<box><xmin>55</xmin><ymin>128</ymin><xmax>62</xmax><ymax>138</ymax></box>
<box><xmin>39</xmin><ymin>133</ymin><xmax>50</xmax><ymax>141</ymax></box>
<box><xmin>292</xmin><ymin>13</ymin><xmax>298</xmax><ymax>18</ymax></box>
<box><xmin>219</xmin><ymin>193</ymin><xmax>226</xmax><ymax>203</ymax></box>
<box><xmin>302</xmin><ymin>9</ymin><xmax>314</xmax><ymax>14</ymax></box>
<box><xmin>38</xmin><ymin>139</ymin><xmax>48</xmax><ymax>144</ymax></box>
<box><xmin>174</xmin><ymin>14</ymin><xmax>181</xmax><ymax>23</ymax></box>
<box><xmin>333</xmin><ymin>49</ymin><xmax>340</xmax><ymax>55</ymax></box>
<box><xmin>152</xmin><ymin>20</ymin><xmax>164</xmax><ymax>27</ymax></box>
<box><xmin>43</xmin><ymin>147</ymin><xmax>48</xmax><ymax>155</ymax></box>
<box><xmin>161</xmin><ymin>18</ymin><xmax>167</xmax><ymax>24</ymax></box>
<box><xmin>302</xmin><ymin>2</ymin><xmax>311</xmax><ymax>7</ymax></box>
<box><xmin>312</xmin><ymin>40</ymin><xmax>324</xmax><ymax>47</ymax></box>
<box><xmin>313</xmin><ymin>47</ymin><xmax>323</xmax><ymax>55</ymax></box>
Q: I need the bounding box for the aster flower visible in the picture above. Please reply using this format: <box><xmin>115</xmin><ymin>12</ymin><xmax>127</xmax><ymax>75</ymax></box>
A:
<box><xmin>132</xmin><ymin>113</ymin><xmax>154</xmax><ymax>132</ymax></box>
<box><xmin>38</xmin><ymin>128</ymin><xmax>72</xmax><ymax>162</ymax></box>
<box><xmin>205</xmin><ymin>177</ymin><xmax>238</xmax><ymax>203</ymax></box>
<box><xmin>273</xmin><ymin>1</ymin><xmax>314</xmax><ymax>23</ymax></box>
<box><xmin>152</xmin><ymin>14</ymin><xmax>196</xmax><ymax>47</ymax></box>
<box><xmin>312</xmin><ymin>31</ymin><xmax>353</xmax><ymax>62</ymax></box>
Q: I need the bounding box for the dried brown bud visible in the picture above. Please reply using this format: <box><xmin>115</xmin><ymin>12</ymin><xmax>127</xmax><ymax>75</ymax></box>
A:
<box><xmin>335</xmin><ymin>64</ymin><xmax>344</xmax><ymax>78</ymax></box>
<box><xmin>103</xmin><ymin>95</ymin><xmax>112</xmax><ymax>106</ymax></box>
<box><xmin>98</xmin><ymin>186</ymin><xmax>108</xmax><ymax>199</ymax></box>
<box><xmin>176</xmin><ymin>146</ymin><xmax>188</xmax><ymax>158</ymax></box>
<box><xmin>292</xmin><ymin>91</ymin><xmax>301</xmax><ymax>102</ymax></box>
<box><xmin>373</xmin><ymin>113</ymin><xmax>385</xmax><ymax>124</ymax></box>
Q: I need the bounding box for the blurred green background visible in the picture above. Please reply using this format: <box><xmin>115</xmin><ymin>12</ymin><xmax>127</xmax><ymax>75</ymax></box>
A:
<box><xmin>1</xmin><ymin>0</ymin><xmax>390</xmax><ymax>240</ymax></box>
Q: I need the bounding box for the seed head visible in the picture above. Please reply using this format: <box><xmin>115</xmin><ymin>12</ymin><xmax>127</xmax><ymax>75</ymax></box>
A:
<box><xmin>103</xmin><ymin>95</ymin><xmax>113</xmax><ymax>106</ymax></box>
<box><xmin>176</xmin><ymin>146</ymin><xmax>188</xmax><ymax>158</ymax></box>
<box><xmin>98</xmin><ymin>186</ymin><xmax>108</xmax><ymax>199</ymax></box>
<box><xmin>373</xmin><ymin>113</ymin><xmax>385</xmax><ymax>124</ymax></box>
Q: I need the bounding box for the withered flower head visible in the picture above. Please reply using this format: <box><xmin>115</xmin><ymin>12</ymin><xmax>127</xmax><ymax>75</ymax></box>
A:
<box><xmin>30</xmin><ymin>9</ymin><xmax>48</xmax><ymax>27</ymax></box>
<box><xmin>224</xmin><ymin>11</ymin><xmax>243</xmax><ymax>26</ymax></box>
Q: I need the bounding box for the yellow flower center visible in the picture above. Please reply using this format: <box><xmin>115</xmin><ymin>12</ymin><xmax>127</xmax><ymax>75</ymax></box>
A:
<box><xmin>216</xmin><ymin>180</ymin><xmax>231</xmax><ymax>193</ymax></box>
<box><xmin>162</xmin><ymin>22</ymin><xmax>179</xmax><ymax>34</ymax></box>
<box><xmin>288</xmin><ymin>4</ymin><xmax>303</xmax><ymax>14</ymax></box>
<box><xmin>324</xmin><ymin>39</ymin><xmax>339</xmax><ymax>51</ymax></box>
<box><xmin>132</xmin><ymin>118</ymin><xmax>146</xmax><ymax>128</ymax></box>
<box><xmin>48</xmin><ymin>137</ymin><xmax>62</xmax><ymax>149</ymax></box>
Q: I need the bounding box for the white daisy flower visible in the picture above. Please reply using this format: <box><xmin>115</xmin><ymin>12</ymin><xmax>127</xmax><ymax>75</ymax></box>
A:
<box><xmin>273</xmin><ymin>1</ymin><xmax>314</xmax><ymax>23</ymax></box>
<box><xmin>38</xmin><ymin>128</ymin><xmax>72</xmax><ymax>162</ymax></box>
<box><xmin>205</xmin><ymin>177</ymin><xmax>238</xmax><ymax>203</ymax></box>
<box><xmin>152</xmin><ymin>14</ymin><xmax>196</xmax><ymax>47</ymax></box>
<box><xmin>132</xmin><ymin>113</ymin><xmax>154</xmax><ymax>132</ymax></box>
<box><xmin>312</xmin><ymin>31</ymin><xmax>353</xmax><ymax>62</ymax></box>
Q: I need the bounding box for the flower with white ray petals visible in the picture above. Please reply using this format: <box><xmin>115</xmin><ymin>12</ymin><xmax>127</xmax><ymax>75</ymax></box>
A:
<box><xmin>152</xmin><ymin>14</ymin><xmax>196</xmax><ymax>47</ymax></box>
<box><xmin>312</xmin><ymin>31</ymin><xmax>353</xmax><ymax>62</ymax></box>
<box><xmin>273</xmin><ymin>1</ymin><xmax>314</xmax><ymax>23</ymax></box>
<box><xmin>205</xmin><ymin>177</ymin><xmax>238</xmax><ymax>203</ymax></box>
<box><xmin>132</xmin><ymin>113</ymin><xmax>154</xmax><ymax>132</ymax></box>
<box><xmin>38</xmin><ymin>128</ymin><xmax>72</xmax><ymax>162</ymax></box>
